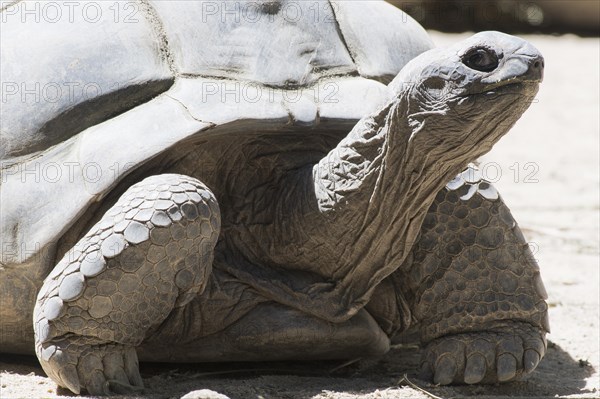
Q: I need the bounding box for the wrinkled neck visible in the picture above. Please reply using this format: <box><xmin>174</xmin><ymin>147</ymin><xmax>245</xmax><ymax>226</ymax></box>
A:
<box><xmin>312</xmin><ymin>99</ymin><xmax>408</xmax><ymax>216</ymax></box>
<box><xmin>310</xmin><ymin>94</ymin><xmax>466</xmax><ymax>301</ymax></box>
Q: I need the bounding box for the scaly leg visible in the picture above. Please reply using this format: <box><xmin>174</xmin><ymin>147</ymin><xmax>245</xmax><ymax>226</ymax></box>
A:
<box><xmin>367</xmin><ymin>168</ymin><xmax>549</xmax><ymax>384</ymax></box>
<box><xmin>33</xmin><ymin>174</ymin><xmax>220</xmax><ymax>395</ymax></box>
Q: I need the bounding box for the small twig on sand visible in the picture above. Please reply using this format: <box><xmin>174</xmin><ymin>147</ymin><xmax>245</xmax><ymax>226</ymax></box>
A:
<box><xmin>390</xmin><ymin>343</ymin><xmax>420</xmax><ymax>350</ymax></box>
<box><xmin>397</xmin><ymin>374</ymin><xmax>444</xmax><ymax>399</ymax></box>
<box><xmin>329</xmin><ymin>358</ymin><xmax>362</xmax><ymax>373</ymax></box>
<box><xmin>171</xmin><ymin>368</ymin><xmax>294</xmax><ymax>379</ymax></box>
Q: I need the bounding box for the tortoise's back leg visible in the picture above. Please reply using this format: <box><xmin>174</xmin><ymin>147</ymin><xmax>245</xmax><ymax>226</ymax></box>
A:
<box><xmin>33</xmin><ymin>174</ymin><xmax>220</xmax><ymax>395</ymax></box>
<box><xmin>141</xmin><ymin>296</ymin><xmax>390</xmax><ymax>363</ymax></box>
<box><xmin>366</xmin><ymin>169</ymin><xmax>549</xmax><ymax>385</ymax></box>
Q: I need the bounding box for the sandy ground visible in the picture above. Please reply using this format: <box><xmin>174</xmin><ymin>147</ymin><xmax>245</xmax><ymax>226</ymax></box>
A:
<box><xmin>1</xmin><ymin>32</ymin><xmax>598</xmax><ymax>399</ymax></box>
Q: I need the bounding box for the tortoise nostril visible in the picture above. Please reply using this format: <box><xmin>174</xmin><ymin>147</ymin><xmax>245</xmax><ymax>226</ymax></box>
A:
<box><xmin>526</xmin><ymin>56</ymin><xmax>545</xmax><ymax>81</ymax></box>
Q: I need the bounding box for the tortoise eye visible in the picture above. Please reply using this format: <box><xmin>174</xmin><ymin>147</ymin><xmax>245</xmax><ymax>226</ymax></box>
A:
<box><xmin>462</xmin><ymin>47</ymin><xmax>499</xmax><ymax>72</ymax></box>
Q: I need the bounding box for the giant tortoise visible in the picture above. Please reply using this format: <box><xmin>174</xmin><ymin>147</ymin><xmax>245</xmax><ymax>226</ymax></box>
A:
<box><xmin>0</xmin><ymin>0</ymin><xmax>549</xmax><ymax>395</ymax></box>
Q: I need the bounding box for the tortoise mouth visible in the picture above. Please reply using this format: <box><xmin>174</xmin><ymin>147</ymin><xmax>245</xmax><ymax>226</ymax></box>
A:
<box><xmin>459</xmin><ymin>80</ymin><xmax>539</xmax><ymax>98</ymax></box>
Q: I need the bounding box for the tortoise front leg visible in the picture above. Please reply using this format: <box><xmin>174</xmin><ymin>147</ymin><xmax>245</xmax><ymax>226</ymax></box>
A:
<box><xmin>367</xmin><ymin>169</ymin><xmax>549</xmax><ymax>385</ymax></box>
<box><xmin>410</xmin><ymin>172</ymin><xmax>549</xmax><ymax>384</ymax></box>
<box><xmin>33</xmin><ymin>174</ymin><xmax>220</xmax><ymax>395</ymax></box>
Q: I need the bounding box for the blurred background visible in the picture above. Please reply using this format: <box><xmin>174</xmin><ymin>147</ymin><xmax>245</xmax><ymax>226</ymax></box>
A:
<box><xmin>388</xmin><ymin>0</ymin><xmax>599</xmax><ymax>36</ymax></box>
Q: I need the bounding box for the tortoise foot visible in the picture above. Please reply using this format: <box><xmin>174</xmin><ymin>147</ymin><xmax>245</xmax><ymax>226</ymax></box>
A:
<box><xmin>37</xmin><ymin>337</ymin><xmax>143</xmax><ymax>395</ymax></box>
<box><xmin>33</xmin><ymin>174</ymin><xmax>220</xmax><ymax>394</ymax></box>
<box><xmin>420</xmin><ymin>322</ymin><xmax>546</xmax><ymax>385</ymax></box>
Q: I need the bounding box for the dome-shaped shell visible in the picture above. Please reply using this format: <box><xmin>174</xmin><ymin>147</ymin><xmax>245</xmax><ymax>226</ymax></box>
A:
<box><xmin>0</xmin><ymin>0</ymin><xmax>433</xmax><ymax>266</ymax></box>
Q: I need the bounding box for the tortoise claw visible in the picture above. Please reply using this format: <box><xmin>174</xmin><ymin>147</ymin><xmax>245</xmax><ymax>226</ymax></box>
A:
<box><xmin>57</xmin><ymin>363</ymin><xmax>80</xmax><ymax>395</ymax></box>
<box><xmin>124</xmin><ymin>347</ymin><xmax>144</xmax><ymax>388</ymax></box>
<box><xmin>523</xmin><ymin>349</ymin><xmax>541</xmax><ymax>373</ymax></box>
<box><xmin>87</xmin><ymin>370</ymin><xmax>110</xmax><ymax>396</ymax></box>
<box><xmin>464</xmin><ymin>353</ymin><xmax>487</xmax><ymax>384</ymax></box>
<box><xmin>434</xmin><ymin>355</ymin><xmax>457</xmax><ymax>385</ymax></box>
<box><xmin>496</xmin><ymin>353</ymin><xmax>518</xmax><ymax>382</ymax></box>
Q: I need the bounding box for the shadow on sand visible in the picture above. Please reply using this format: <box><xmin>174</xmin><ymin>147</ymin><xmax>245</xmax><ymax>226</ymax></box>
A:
<box><xmin>1</xmin><ymin>339</ymin><xmax>595</xmax><ymax>398</ymax></box>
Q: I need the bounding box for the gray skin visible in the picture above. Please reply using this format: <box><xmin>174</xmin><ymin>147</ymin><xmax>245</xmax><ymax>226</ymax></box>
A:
<box><xmin>0</xmin><ymin>2</ymin><xmax>547</xmax><ymax>396</ymax></box>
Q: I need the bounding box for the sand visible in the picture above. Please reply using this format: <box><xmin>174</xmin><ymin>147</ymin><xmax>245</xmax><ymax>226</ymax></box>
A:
<box><xmin>1</xmin><ymin>32</ymin><xmax>598</xmax><ymax>399</ymax></box>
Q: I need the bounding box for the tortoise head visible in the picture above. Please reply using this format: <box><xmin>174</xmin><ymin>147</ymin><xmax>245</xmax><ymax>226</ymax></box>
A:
<box><xmin>388</xmin><ymin>31</ymin><xmax>544</xmax><ymax>168</ymax></box>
